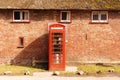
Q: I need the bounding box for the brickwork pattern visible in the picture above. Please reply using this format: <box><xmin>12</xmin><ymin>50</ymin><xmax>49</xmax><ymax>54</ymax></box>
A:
<box><xmin>0</xmin><ymin>10</ymin><xmax>119</xmax><ymax>65</ymax></box>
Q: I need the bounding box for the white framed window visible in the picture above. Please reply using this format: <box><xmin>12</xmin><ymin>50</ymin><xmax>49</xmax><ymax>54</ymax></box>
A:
<box><xmin>13</xmin><ymin>10</ymin><xmax>29</xmax><ymax>22</ymax></box>
<box><xmin>92</xmin><ymin>11</ymin><xmax>108</xmax><ymax>23</ymax></box>
<box><xmin>60</xmin><ymin>11</ymin><xmax>71</xmax><ymax>22</ymax></box>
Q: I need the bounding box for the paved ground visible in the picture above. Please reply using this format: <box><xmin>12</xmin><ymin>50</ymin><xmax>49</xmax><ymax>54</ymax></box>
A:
<box><xmin>0</xmin><ymin>76</ymin><xmax>119</xmax><ymax>80</ymax></box>
<box><xmin>0</xmin><ymin>72</ymin><xmax>119</xmax><ymax>80</ymax></box>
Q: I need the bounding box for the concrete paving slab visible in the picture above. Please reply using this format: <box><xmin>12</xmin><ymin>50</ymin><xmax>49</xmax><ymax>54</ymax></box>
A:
<box><xmin>33</xmin><ymin>72</ymin><xmax>53</xmax><ymax>77</ymax></box>
<box><xmin>65</xmin><ymin>66</ymin><xmax>77</xmax><ymax>72</ymax></box>
<box><xmin>0</xmin><ymin>76</ymin><xmax>119</xmax><ymax>80</ymax></box>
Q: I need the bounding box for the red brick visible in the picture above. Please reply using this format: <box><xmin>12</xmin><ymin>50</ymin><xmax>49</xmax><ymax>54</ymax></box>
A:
<box><xmin>0</xmin><ymin>10</ymin><xmax>119</xmax><ymax>65</ymax></box>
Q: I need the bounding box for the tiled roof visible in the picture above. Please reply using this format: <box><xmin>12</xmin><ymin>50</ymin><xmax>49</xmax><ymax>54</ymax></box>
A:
<box><xmin>0</xmin><ymin>0</ymin><xmax>120</xmax><ymax>10</ymax></box>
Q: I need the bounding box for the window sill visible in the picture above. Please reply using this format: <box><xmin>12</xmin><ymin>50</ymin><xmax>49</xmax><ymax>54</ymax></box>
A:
<box><xmin>89</xmin><ymin>22</ymin><xmax>108</xmax><ymax>24</ymax></box>
<box><xmin>11</xmin><ymin>20</ymin><xmax>30</xmax><ymax>23</ymax></box>
<box><xmin>17</xmin><ymin>46</ymin><xmax>24</xmax><ymax>48</ymax></box>
<box><xmin>59</xmin><ymin>21</ymin><xmax>71</xmax><ymax>23</ymax></box>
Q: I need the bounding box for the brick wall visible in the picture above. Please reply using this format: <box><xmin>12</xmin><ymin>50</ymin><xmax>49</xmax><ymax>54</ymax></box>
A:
<box><xmin>66</xmin><ymin>10</ymin><xmax>120</xmax><ymax>64</ymax></box>
<box><xmin>0</xmin><ymin>10</ymin><xmax>54</xmax><ymax>65</ymax></box>
<box><xmin>0</xmin><ymin>10</ymin><xmax>119</xmax><ymax>65</ymax></box>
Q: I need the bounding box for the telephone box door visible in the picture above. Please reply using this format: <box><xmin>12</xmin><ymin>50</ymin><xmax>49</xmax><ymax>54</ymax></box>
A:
<box><xmin>49</xmin><ymin>24</ymin><xmax>65</xmax><ymax>71</ymax></box>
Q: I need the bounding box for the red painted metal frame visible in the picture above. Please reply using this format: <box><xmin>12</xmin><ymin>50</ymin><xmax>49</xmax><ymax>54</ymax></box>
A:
<box><xmin>49</xmin><ymin>24</ymin><xmax>66</xmax><ymax>71</ymax></box>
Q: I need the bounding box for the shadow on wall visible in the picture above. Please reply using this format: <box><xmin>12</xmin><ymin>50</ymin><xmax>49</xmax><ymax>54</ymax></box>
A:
<box><xmin>11</xmin><ymin>34</ymin><xmax>48</xmax><ymax>68</ymax></box>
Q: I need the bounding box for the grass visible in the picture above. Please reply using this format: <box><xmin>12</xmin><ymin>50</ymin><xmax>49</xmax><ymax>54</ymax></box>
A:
<box><xmin>77</xmin><ymin>64</ymin><xmax>120</xmax><ymax>74</ymax></box>
<box><xmin>0</xmin><ymin>64</ymin><xmax>120</xmax><ymax>76</ymax></box>
<box><xmin>60</xmin><ymin>64</ymin><xmax>120</xmax><ymax>76</ymax></box>
<box><xmin>60</xmin><ymin>71</ymin><xmax>76</xmax><ymax>76</ymax></box>
<box><xmin>0</xmin><ymin>65</ymin><xmax>45</xmax><ymax>75</ymax></box>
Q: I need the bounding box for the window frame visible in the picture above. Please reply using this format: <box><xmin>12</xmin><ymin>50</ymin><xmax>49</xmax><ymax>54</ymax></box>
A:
<box><xmin>13</xmin><ymin>10</ymin><xmax>29</xmax><ymax>22</ymax></box>
<box><xmin>60</xmin><ymin>11</ymin><xmax>71</xmax><ymax>23</ymax></box>
<box><xmin>91</xmin><ymin>11</ymin><xmax>108</xmax><ymax>23</ymax></box>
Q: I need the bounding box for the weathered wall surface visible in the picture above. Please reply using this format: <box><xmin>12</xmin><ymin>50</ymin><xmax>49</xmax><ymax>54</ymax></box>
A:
<box><xmin>66</xmin><ymin>11</ymin><xmax>120</xmax><ymax>63</ymax></box>
<box><xmin>0</xmin><ymin>10</ymin><xmax>56</xmax><ymax>65</ymax></box>
<box><xmin>0</xmin><ymin>10</ymin><xmax>119</xmax><ymax>65</ymax></box>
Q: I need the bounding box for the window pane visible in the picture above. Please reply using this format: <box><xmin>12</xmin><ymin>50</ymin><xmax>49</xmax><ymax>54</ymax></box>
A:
<box><xmin>101</xmin><ymin>13</ymin><xmax>107</xmax><ymax>20</ymax></box>
<box><xmin>22</xmin><ymin>12</ymin><xmax>28</xmax><ymax>20</ymax></box>
<box><xmin>62</xmin><ymin>12</ymin><xmax>67</xmax><ymax>20</ymax></box>
<box><xmin>22</xmin><ymin>12</ymin><xmax>25</xmax><ymax>20</ymax></box>
<box><xmin>14</xmin><ymin>11</ymin><xmax>20</xmax><ymax>20</ymax></box>
<box><xmin>93</xmin><ymin>14</ymin><xmax>99</xmax><ymax>20</ymax></box>
<box><xmin>67</xmin><ymin>12</ymin><xmax>70</xmax><ymax>20</ymax></box>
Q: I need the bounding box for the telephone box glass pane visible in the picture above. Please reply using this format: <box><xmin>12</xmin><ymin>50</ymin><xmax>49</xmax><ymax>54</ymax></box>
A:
<box><xmin>52</xmin><ymin>33</ymin><xmax>62</xmax><ymax>64</ymax></box>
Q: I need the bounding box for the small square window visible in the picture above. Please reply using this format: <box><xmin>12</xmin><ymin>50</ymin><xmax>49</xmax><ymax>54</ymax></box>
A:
<box><xmin>101</xmin><ymin>13</ymin><xmax>107</xmax><ymax>20</ymax></box>
<box><xmin>18</xmin><ymin>37</ymin><xmax>24</xmax><ymax>48</ymax></box>
<box><xmin>60</xmin><ymin>11</ymin><xmax>71</xmax><ymax>22</ymax></box>
<box><xmin>13</xmin><ymin>10</ymin><xmax>29</xmax><ymax>22</ymax></box>
<box><xmin>92</xmin><ymin>11</ymin><xmax>108</xmax><ymax>23</ymax></box>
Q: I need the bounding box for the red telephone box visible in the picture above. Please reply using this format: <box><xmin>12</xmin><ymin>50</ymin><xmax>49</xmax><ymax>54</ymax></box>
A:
<box><xmin>49</xmin><ymin>24</ymin><xmax>66</xmax><ymax>71</ymax></box>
